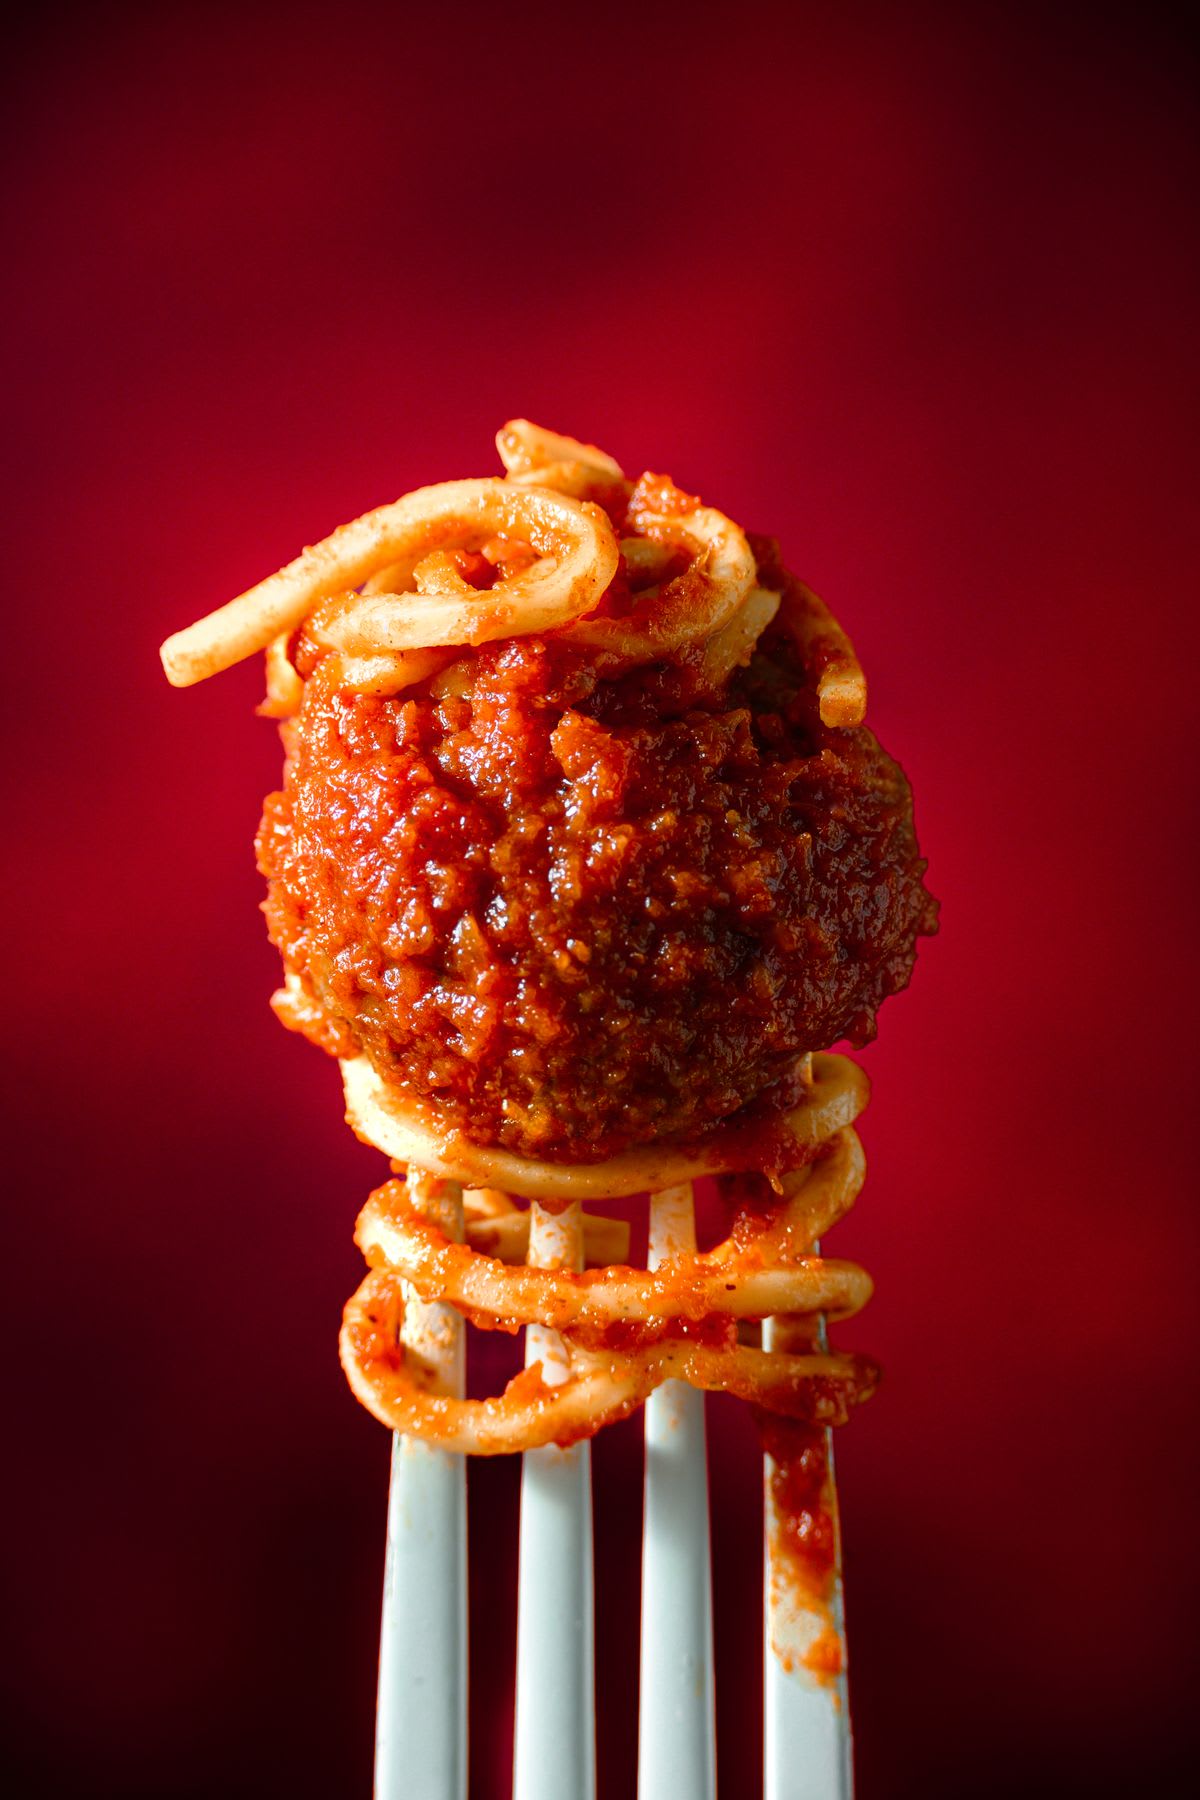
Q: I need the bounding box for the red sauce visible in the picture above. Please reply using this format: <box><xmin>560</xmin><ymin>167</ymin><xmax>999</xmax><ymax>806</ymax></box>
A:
<box><xmin>760</xmin><ymin>1414</ymin><xmax>838</xmax><ymax>1588</ymax></box>
<box><xmin>802</xmin><ymin>1629</ymin><xmax>844</xmax><ymax>1678</ymax></box>
<box><xmin>257</xmin><ymin>525</ymin><xmax>936</xmax><ymax>1163</ymax></box>
<box><xmin>758</xmin><ymin>1410</ymin><xmax>845</xmax><ymax>1676</ymax></box>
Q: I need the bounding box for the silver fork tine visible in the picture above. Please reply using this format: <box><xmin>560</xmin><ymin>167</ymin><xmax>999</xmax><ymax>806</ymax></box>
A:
<box><xmin>762</xmin><ymin>1313</ymin><xmax>853</xmax><ymax>1800</ymax></box>
<box><xmin>638</xmin><ymin>1182</ymin><xmax>717</xmax><ymax>1799</ymax></box>
<box><xmin>375</xmin><ymin>1172</ymin><xmax>467</xmax><ymax>1800</ymax></box>
<box><xmin>513</xmin><ymin>1200</ymin><xmax>596</xmax><ymax>1800</ymax></box>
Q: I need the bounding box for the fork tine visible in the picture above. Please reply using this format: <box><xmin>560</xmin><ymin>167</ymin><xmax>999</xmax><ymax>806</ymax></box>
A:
<box><xmin>375</xmin><ymin>1172</ymin><xmax>467</xmax><ymax>1800</ymax></box>
<box><xmin>513</xmin><ymin>1200</ymin><xmax>596</xmax><ymax>1800</ymax></box>
<box><xmin>638</xmin><ymin>1183</ymin><xmax>717</xmax><ymax>1800</ymax></box>
<box><xmin>762</xmin><ymin>1313</ymin><xmax>854</xmax><ymax>1800</ymax></box>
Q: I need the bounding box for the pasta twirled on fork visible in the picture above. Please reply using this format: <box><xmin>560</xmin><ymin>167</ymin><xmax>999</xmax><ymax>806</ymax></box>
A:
<box><xmin>162</xmin><ymin>419</ymin><xmax>935</xmax><ymax>1638</ymax></box>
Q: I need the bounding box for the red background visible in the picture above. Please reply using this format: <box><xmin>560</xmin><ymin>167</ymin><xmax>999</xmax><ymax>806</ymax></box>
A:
<box><xmin>3</xmin><ymin>3</ymin><xmax>1197</xmax><ymax>1795</ymax></box>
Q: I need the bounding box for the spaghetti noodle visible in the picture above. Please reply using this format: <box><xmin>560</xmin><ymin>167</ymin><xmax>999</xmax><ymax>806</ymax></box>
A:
<box><xmin>339</xmin><ymin>1063</ymin><xmax>875</xmax><ymax>1455</ymax></box>
<box><xmin>160</xmin><ymin>421</ymin><xmax>935</xmax><ymax>1461</ymax></box>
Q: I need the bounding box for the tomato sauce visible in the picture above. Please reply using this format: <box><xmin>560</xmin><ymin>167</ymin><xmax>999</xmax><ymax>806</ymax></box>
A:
<box><xmin>758</xmin><ymin>1409</ymin><xmax>846</xmax><ymax>1677</ymax></box>
<box><xmin>257</xmin><ymin>545</ymin><xmax>936</xmax><ymax>1164</ymax></box>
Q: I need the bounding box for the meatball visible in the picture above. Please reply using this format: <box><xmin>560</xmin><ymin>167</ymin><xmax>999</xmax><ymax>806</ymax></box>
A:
<box><xmin>257</xmin><ymin>608</ymin><xmax>936</xmax><ymax>1163</ymax></box>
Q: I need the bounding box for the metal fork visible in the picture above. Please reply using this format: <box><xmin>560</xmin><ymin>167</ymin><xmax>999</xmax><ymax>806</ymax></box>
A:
<box><xmin>373</xmin><ymin>1179</ymin><xmax>853</xmax><ymax>1799</ymax></box>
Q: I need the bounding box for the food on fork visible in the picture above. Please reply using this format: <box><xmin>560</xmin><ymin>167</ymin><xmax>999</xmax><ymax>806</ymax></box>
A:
<box><xmin>161</xmin><ymin>419</ymin><xmax>935</xmax><ymax>1628</ymax></box>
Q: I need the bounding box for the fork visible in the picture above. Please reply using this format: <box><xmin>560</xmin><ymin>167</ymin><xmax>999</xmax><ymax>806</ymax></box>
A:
<box><xmin>373</xmin><ymin>1178</ymin><xmax>853</xmax><ymax>1799</ymax></box>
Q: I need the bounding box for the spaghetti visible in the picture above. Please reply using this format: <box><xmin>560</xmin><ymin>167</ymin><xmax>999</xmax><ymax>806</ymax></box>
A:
<box><xmin>160</xmin><ymin>421</ymin><xmax>935</xmax><ymax>1464</ymax></box>
<box><xmin>339</xmin><ymin>1060</ymin><xmax>875</xmax><ymax>1455</ymax></box>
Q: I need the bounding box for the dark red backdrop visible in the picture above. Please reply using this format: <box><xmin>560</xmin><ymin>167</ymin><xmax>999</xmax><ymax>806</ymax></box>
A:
<box><xmin>3</xmin><ymin>3</ymin><xmax>1197</xmax><ymax>1795</ymax></box>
